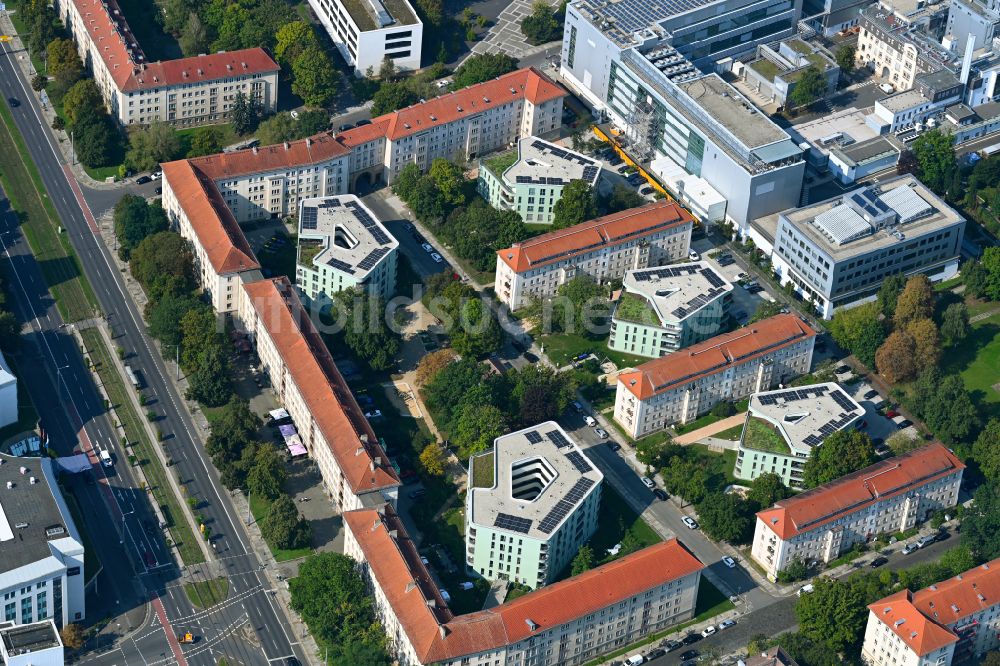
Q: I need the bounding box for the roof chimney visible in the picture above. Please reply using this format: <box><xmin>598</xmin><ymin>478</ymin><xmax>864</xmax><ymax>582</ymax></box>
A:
<box><xmin>284</xmin><ymin>142</ymin><xmax>290</xmax><ymax>150</ymax></box>
<box><xmin>29</xmin><ymin>477</ymin><xmax>36</xmax><ymax>485</ymax></box>
<box><xmin>5</xmin><ymin>481</ymin><xmax>10</xmax><ymax>489</ymax></box>
<box><xmin>19</xmin><ymin>467</ymin><xmax>26</xmax><ymax>475</ymax></box>
<box><xmin>356</xmin><ymin>447</ymin><xmax>364</xmax><ymax>456</ymax></box>
<box><xmin>252</xmin><ymin>146</ymin><xmax>258</xmax><ymax>154</ymax></box>
<box><xmin>406</xmin><ymin>581</ymin><xmax>417</xmax><ymax>593</ymax></box>
<box><xmin>426</xmin><ymin>598</ymin><xmax>436</xmax><ymax>608</ymax></box>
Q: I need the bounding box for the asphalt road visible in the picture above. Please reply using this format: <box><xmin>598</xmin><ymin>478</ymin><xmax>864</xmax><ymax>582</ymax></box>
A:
<box><xmin>0</xmin><ymin>41</ymin><xmax>301</xmax><ymax>666</ymax></box>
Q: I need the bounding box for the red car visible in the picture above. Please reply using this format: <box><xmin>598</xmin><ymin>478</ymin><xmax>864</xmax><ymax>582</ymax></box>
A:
<box><xmin>144</xmin><ymin>551</ymin><xmax>156</xmax><ymax>568</ymax></box>
<box><xmin>886</xmin><ymin>410</ymin><xmax>899</xmax><ymax>418</ymax></box>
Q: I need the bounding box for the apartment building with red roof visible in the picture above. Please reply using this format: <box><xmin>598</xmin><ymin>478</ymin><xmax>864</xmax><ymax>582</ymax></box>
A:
<box><xmin>54</xmin><ymin>0</ymin><xmax>278</xmax><ymax>126</ymax></box>
<box><xmin>613</xmin><ymin>313</ymin><xmax>816</xmax><ymax>438</ymax></box>
<box><xmin>751</xmin><ymin>443</ymin><xmax>964</xmax><ymax>581</ymax></box>
<box><xmin>343</xmin><ymin>503</ymin><xmax>704</xmax><ymax>666</ymax></box>
<box><xmin>494</xmin><ymin>201</ymin><xmax>695</xmax><ymax>310</ymax></box>
<box><xmin>863</xmin><ymin>558</ymin><xmax>1000</xmax><ymax>666</ymax></box>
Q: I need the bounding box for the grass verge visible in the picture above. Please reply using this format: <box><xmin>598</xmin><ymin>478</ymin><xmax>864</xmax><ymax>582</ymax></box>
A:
<box><xmin>183</xmin><ymin>577</ymin><xmax>230</xmax><ymax>609</ymax></box>
<box><xmin>81</xmin><ymin>328</ymin><xmax>204</xmax><ymax>565</ymax></box>
<box><xmin>0</xmin><ymin>100</ymin><xmax>97</xmax><ymax>322</ymax></box>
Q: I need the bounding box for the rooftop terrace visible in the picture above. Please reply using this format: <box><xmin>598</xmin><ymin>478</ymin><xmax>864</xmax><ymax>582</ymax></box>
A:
<box><xmin>339</xmin><ymin>0</ymin><xmax>419</xmax><ymax>31</ymax></box>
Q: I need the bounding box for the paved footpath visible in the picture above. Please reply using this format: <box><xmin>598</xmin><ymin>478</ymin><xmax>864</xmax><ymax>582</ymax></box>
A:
<box><xmin>674</xmin><ymin>413</ymin><xmax>746</xmax><ymax>445</ymax></box>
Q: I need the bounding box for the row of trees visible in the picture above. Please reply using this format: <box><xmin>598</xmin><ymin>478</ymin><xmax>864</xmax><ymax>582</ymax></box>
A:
<box><xmin>551</xmin><ymin>180</ymin><xmax>648</xmax><ymax>229</ymax></box>
<box><xmin>422</xmin><ymin>273</ymin><xmax>504</xmax><ymax>358</ymax></box>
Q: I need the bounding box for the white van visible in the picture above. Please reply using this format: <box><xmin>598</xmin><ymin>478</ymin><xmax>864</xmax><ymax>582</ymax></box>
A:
<box><xmin>879</xmin><ymin>82</ymin><xmax>895</xmax><ymax>94</ymax></box>
<box><xmin>797</xmin><ymin>583</ymin><xmax>815</xmax><ymax>596</ymax></box>
<box><xmin>99</xmin><ymin>449</ymin><xmax>113</xmax><ymax>468</ymax></box>
<box><xmin>625</xmin><ymin>655</ymin><xmax>645</xmax><ymax>666</ymax></box>
<box><xmin>584</xmin><ymin>416</ymin><xmax>597</xmax><ymax>427</ymax></box>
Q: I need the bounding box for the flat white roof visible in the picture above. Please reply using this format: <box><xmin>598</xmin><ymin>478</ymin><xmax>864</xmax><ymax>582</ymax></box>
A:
<box><xmin>618</xmin><ymin>262</ymin><xmax>733</xmax><ymax>325</ymax></box>
<box><xmin>746</xmin><ymin>382</ymin><xmax>864</xmax><ymax>455</ymax></box>
<box><xmin>503</xmin><ymin>137</ymin><xmax>601</xmax><ymax>187</ymax></box>
<box><xmin>468</xmin><ymin>423</ymin><xmax>603</xmax><ymax>541</ymax></box>
<box><xmin>298</xmin><ymin>195</ymin><xmax>398</xmax><ymax>279</ymax></box>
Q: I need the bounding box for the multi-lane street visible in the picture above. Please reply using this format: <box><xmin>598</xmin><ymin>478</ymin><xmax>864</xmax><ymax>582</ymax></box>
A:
<box><xmin>0</xmin><ymin>36</ymin><xmax>302</xmax><ymax>666</ymax></box>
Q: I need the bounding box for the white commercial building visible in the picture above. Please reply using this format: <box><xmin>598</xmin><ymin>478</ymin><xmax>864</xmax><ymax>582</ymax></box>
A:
<box><xmin>750</xmin><ymin>176</ymin><xmax>965</xmax><ymax>319</ymax></box>
<box><xmin>55</xmin><ymin>0</ymin><xmax>278</xmax><ymax>126</ymax></box>
<box><xmin>466</xmin><ymin>423</ymin><xmax>603</xmax><ymax>589</ymax></box>
<box><xmin>614</xmin><ymin>313</ymin><xmax>816</xmax><ymax>438</ymax></box>
<box><xmin>751</xmin><ymin>443</ymin><xmax>964</xmax><ymax>582</ymax></box>
<box><xmin>733</xmin><ymin>383</ymin><xmax>864</xmax><ymax>489</ymax></box>
<box><xmin>344</xmin><ymin>503</ymin><xmax>704</xmax><ymax>666</ymax></box>
<box><xmin>494</xmin><ymin>201</ymin><xmax>694</xmax><ymax>311</ymax></box>
<box><xmin>0</xmin><ymin>456</ymin><xmax>85</xmax><ymax>627</ymax></box>
<box><xmin>0</xmin><ymin>351</ymin><xmax>17</xmax><ymax>430</ymax></box>
<box><xmin>608</xmin><ymin>263</ymin><xmax>733</xmax><ymax>359</ymax></box>
<box><xmin>867</xmin><ymin>70</ymin><xmax>964</xmax><ymax>135</ymax></box>
<box><xmin>307</xmin><ymin>0</ymin><xmax>422</xmax><ymax>76</ymax></box>
<box><xmin>0</xmin><ymin>620</ymin><xmax>64</xmax><ymax>666</ymax></box>
<box><xmin>560</xmin><ymin>0</ymin><xmax>806</xmax><ymax>232</ymax></box>
<box><xmin>863</xmin><ymin>558</ymin><xmax>1000</xmax><ymax>666</ymax></box>
<box><xmin>296</xmin><ymin>196</ymin><xmax>398</xmax><ymax>303</ymax></box>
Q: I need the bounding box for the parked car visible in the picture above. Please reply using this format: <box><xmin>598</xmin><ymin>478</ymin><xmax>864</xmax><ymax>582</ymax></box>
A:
<box><xmin>338</xmin><ymin>123</ymin><xmax>353</xmax><ymax>131</ymax></box>
<box><xmin>421</xmin><ymin>243</ymin><xmax>434</xmax><ymax>252</ymax></box>
<box><xmin>364</xmin><ymin>409</ymin><xmax>383</xmax><ymax>419</ymax></box>
<box><xmin>700</xmin><ymin>626</ymin><xmax>717</xmax><ymax>638</ymax></box>
<box><xmin>641</xmin><ymin>476</ymin><xmax>655</xmax><ymax>489</ymax></box>
<box><xmin>835</xmin><ymin>364</ymin><xmax>852</xmax><ymax>374</ymax></box>
<box><xmin>136</xmin><ymin>175</ymin><xmax>152</xmax><ymax>184</ymax></box>
<box><xmin>870</xmin><ymin>556</ymin><xmax>889</xmax><ymax>568</ymax></box>
<box><xmin>584</xmin><ymin>415</ymin><xmax>597</xmax><ymax>426</ymax></box>
<box><xmin>640</xmin><ymin>186</ymin><xmax>654</xmax><ymax>195</ymax></box>
<box><xmin>355</xmin><ymin>118</ymin><xmax>372</xmax><ymax>126</ymax></box>
<box><xmin>864</xmin><ymin>389</ymin><xmax>880</xmax><ymax>400</ymax></box>
<box><xmin>523</xmin><ymin>351</ymin><xmax>539</xmax><ymax>363</ymax></box>
<box><xmin>886</xmin><ymin>409</ymin><xmax>899</xmax><ymax>418</ymax></box>
<box><xmin>400</xmin><ymin>469</ymin><xmax>419</xmax><ymax>484</ymax></box>
<box><xmin>608</xmin><ymin>441</ymin><xmax>622</xmax><ymax>452</ymax></box>
<box><xmin>662</xmin><ymin>639</ymin><xmax>682</xmax><ymax>652</ymax></box>
<box><xmin>571</xmin><ymin>400</ymin><xmax>583</xmax><ymax>413</ymax></box>
<box><xmin>797</xmin><ymin>584</ymin><xmax>815</xmax><ymax>596</ymax></box>
<box><xmin>653</xmin><ymin>489</ymin><xmax>669</xmax><ymax>501</ymax></box>
<box><xmin>897</xmin><ymin>419</ymin><xmax>914</xmax><ymax>429</ymax></box>
<box><xmin>155</xmin><ymin>186</ymin><xmax>162</xmax><ymax>194</ymax></box>
<box><xmin>624</xmin><ymin>655</ymin><xmax>644</xmax><ymax>666</ymax></box>
<box><xmin>721</xmin><ymin>556</ymin><xmax>736</xmax><ymax>569</ymax></box>
<box><xmin>681</xmin><ymin>633</ymin><xmax>702</xmax><ymax>646</ymax></box>
<box><xmin>595</xmin><ymin>427</ymin><xmax>609</xmax><ymax>439</ymax></box>
<box><xmin>682</xmin><ymin>516</ymin><xmax>699</xmax><ymax>530</ymax></box>
<box><xmin>902</xmin><ymin>542</ymin><xmax>919</xmax><ymax>555</ymax></box>
<box><xmin>7</xmin><ymin>97</ymin><xmax>18</xmax><ymax>107</ymax></box>
<box><xmin>681</xmin><ymin>648</ymin><xmax>700</xmax><ymax>659</ymax></box>
<box><xmin>151</xmin><ymin>171</ymin><xmax>162</xmax><ymax>180</ymax></box>
<box><xmin>718</xmin><ymin>619</ymin><xmax>737</xmax><ymax>630</ymax></box>
<box><xmin>644</xmin><ymin>648</ymin><xmax>665</xmax><ymax>661</ymax></box>
<box><xmin>915</xmin><ymin>534</ymin><xmax>937</xmax><ymax>549</ymax></box>
<box><xmin>688</xmin><ymin>250</ymin><xmax>700</xmax><ymax>261</ymax></box>
<box><xmin>431</xmin><ymin>252</ymin><xmax>444</xmax><ymax>263</ymax></box>
<box><xmin>879</xmin><ymin>82</ymin><xmax>895</xmax><ymax>94</ymax></box>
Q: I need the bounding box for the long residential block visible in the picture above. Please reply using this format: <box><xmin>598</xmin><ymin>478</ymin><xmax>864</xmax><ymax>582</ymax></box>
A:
<box><xmin>54</xmin><ymin>0</ymin><xmax>278</xmax><ymax>126</ymax></box>
<box><xmin>751</xmin><ymin>443</ymin><xmax>964</xmax><ymax>582</ymax></box>
<box><xmin>344</xmin><ymin>503</ymin><xmax>703</xmax><ymax>666</ymax></box>
<box><xmin>863</xmin><ymin>558</ymin><xmax>1000</xmax><ymax>666</ymax></box>
<box><xmin>613</xmin><ymin>314</ymin><xmax>816</xmax><ymax>439</ymax></box>
<box><xmin>494</xmin><ymin>201</ymin><xmax>694</xmax><ymax>311</ymax></box>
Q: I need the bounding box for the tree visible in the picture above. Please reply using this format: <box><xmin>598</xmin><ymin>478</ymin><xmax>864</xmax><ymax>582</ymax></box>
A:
<box><xmin>788</xmin><ymin>66</ymin><xmax>827</xmax><ymax>108</ymax></box>
<box><xmin>130</xmin><ymin>232</ymin><xmax>196</xmax><ymax>297</ymax></box>
<box><xmin>962</xmin><ymin>484</ymin><xmax>1000</xmax><ymax>562</ymax></box>
<box><xmin>696</xmin><ymin>492</ymin><xmax>756</xmax><ymax>543</ymax></box>
<box><xmin>963</xmin><ymin>259</ymin><xmax>990</xmax><ymax>299</ymax></box>
<box><xmin>113</xmin><ymin>194</ymin><xmax>169</xmax><ymax>260</ymax></box>
<box><xmin>453</xmin><ymin>403</ymin><xmax>509</xmax><ymax>457</ymax></box>
<box><xmin>886</xmin><ymin>430</ymin><xmax>922</xmax><ymax>455</ymax></box>
<box><xmin>980</xmin><ymin>247</ymin><xmax>1000</xmax><ymax>301</ymax></box>
<box><xmin>0</xmin><ymin>311</ymin><xmax>20</xmax><ymax>352</ymax></box>
<box><xmin>981</xmin><ymin>652</ymin><xmax>1000</xmax><ymax>666</ymax></box>
<box><xmin>552</xmin><ymin>180</ymin><xmax>597</xmax><ymax>229</ymax></box>
<box><xmin>428</xmin><ymin>158</ymin><xmax>466</xmax><ymax>206</ymax></box>
<box><xmin>415</xmin><ymin>349</ymin><xmax>457</xmax><ymax>386</ymax></box>
<box><xmin>450</xmin><ymin>297</ymin><xmax>503</xmax><ymax>358</ymax></box>
<box><xmin>185</xmin><ymin>343</ymin><xmax>231</xmax><ymax>406</ymax></box>
<box><xmin>911</xmin><ymin>129</ymin><xmax>956</xmax><ymax>193</ymax></box>
<box><xmin>747</xmin><ymin>472</ymin><xmax>790</xmax><ymax>508</ymax></box>
<box><xmin>423</xmin><ymin>358</ymin><xmax>491</xmax><ymax>428</ymax></box>
<box><xmin>520</xmin><ymin>1</ymin><xmax>561</xmax><ymax>44</ymax></box>
<box><xmin>571</xmin><ymin>544</ymin><xmax>594</xmax><ymax>575</ymax></box>
<box><xmin>940</xmin><ymin>301</ymin><xmax>970</xmax><ymax>346</ymax></box>
<box><xmin>419</xmin><ymin>442</ymin><xmax>447</xmax><ymax>476</ymax></box>
<box><xmin>750</xmin><ymin>299</ymin><xmax>784</xmax><ymax>324</ymax></box>
<box><xmin>297</xmin><ymin>109</ymin><xmax>331</xmax><ymax>137</ymax></box>
<box><xmin>330</xmin><ymin>290</ymin><xmax>401</xmax><ymax>371</ymax></box>
<box><xmin>291</xmin><ymin>45</ymin><xmax>339</xmax><ymax>107</ymax></box>
<box><xmin>511</xmin><ymin>364</ymin><xmax>575</xmax><ymax>425</ymax></box>
<box><xmin>246</xmin><ymin>445</ymin><xmax>286</xmax><ymax>501</ymax></box>
<box><xmin>62</xmin><ymin>80</ymin><xmax>104</xmax><ymax>125</ymax></box>
<box><xmin>835</xmin><ymin>44</ymin><xmax>856</xmax><ymax>75</ymax></box>
<box><xmin>260</xmin><ymin>494</ymin><xmax>311</xmax><ymax>550</ymax></box>
<box><xmin>451</xmin><ymin>53</ymin><xmax>520</xmax><ymax>89</ymax></box>
<box><xmin>275</xmin><ymin>21</ymin><xmax>317</xmax><ymax>66</ymax></box>
<box><xmin>973</xmin><ymin>419</ymin><xmax>1000</xmax><ymax>483</ymax></box>
<box><xmin>31</xmin><ymin>74</ymin><xmax>46</xmax><ymax>91</ymax></box>
<box><xmin>371</xmin><ymin>81</ymin><xmax>419</xmax><ymax>116</ymax></box>
<box><xmin>828</xmin><ymin>302</ymin><xmax>885</xmax><ymax>369</ymax></box>
<box><xmin>894</xmin><ymin>275</ymin><xmax>934</xmax><ymax>327</ymax></box>
<box><xmin>911</xmin><ymin>371</ymin><xmax>979</xmax><ymax>444</ymax></box>
<box><xmin>206</xmin><ymin>395</ymin><xmax>260</xmax><ymax>466</ymax></box>
<box><xmin>660</xmin><ymin>456</ymin><xmax>711</xmax><ymax>505</ymax></box>
<box><xmin>795</xmin><ymin>576</ymin><xmax>869</xmax><ymax>655</ymax></box>
<box><xmin>178</xmin><ymin>12</ymin><xmax>210</xmax><ymax>57</ymax></box>
<box><xmin>897</xmin><ymin>149</ymin><xmax>919</xmax><ymax>176</ymax></box>
<box><xmin>73</xmin><ymin>111</ymin><xmax>120</xmax><ymax>168</ymax></box>
<box><xmin>188</xmin><ymin>126</ymin><xmax>224</xmax><ymax>157</ymax></box>
<box><xmin>257</xmin><ymin>112</ymin><xmax>299</xmax><ymax>146</ymax></box>
<box><xmin>875</xmin><ymin>329</ymin><xmax>917</xmax><ymax>383</ymax></box>
<box><xmin>598</xmin><ymin>184</ymin><xmax>645</xmax><ymax>215</ymax></box>
<box><xmin>146</xmin><ymin>293</ymin><xmax>200</xmax><ymax>350</ymax></box>
<box><xmin>905</xmin><ymin>317</ymin><xmax>940</xmax><ymax>372</ymax></box>
<box><xmin>60</xmin><ymin>624</ymin><xmax>84</xmax><ymax>650</ymax></box>
<box><xmin>635</xmin><ymin>437</ymin><xmax>676</xmax><ymax>469</ymax></box>
<box><xmin>392</xmin><ymin>162</ymin><xmax>423</xmax><ymax>201</ymax></box>
<box><xmin>802</xmin><ymin>429</ymin><xmax>876</xmax><ymax>488</ymax></box>
<box><xmin>876</xmin><ymin>273</ymin><xmax>906</xmax><ymax>318</ymax></box>
<box><xmin>230</xmin><ymin>91</ymin><xmax>262</xmax><ymax>135</ymax></box>
<box><xmin>46</xmin><ymin>38</ymin><xmax>83</xmax><ymax>92</ymax></box>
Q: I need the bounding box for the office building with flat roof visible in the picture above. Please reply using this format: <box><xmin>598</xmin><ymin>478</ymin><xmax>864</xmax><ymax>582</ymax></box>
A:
<box><xmin>751</xmin><ymin>443</ymin><xmax>963</xmax><ymax>581</ymax></box>
<box><xmin>0</xmin><ymin>620</ymin><xmax>63</xmax><ymax>666</ymax></box>
<box><xmin>560</xmin><ymin>0</ymin><xmax>806</xmax><ymax>231</ymax></box>
<box><xmin>295</xmin><ymin>196</ymin><xmax>398</xmax><ymax>303</ymax></box>
<box><xmin>863</xmin><ymin>558</ymin><xmax>1000</xmax><ymax>666</ymax></box>
<box><xmin>494</xmin><ymin>201</ymin><xmax>694</xmax><ymax>311</ymax></box>
<box><xmin>751</xmin><ymin>175</ymin><xmax>964</xmax><ymax>319</ymax></box>
<box><xmin>478</xmin><ymin>137</ymin><xmax>602</xmax><ymax>225</ymax></box>
<box><xmin>466</xmin><ymin>423</ymin><xmax>602</xmax><ymax>589</ymax></box>
<box><xmin>0</xmin><ymin>456</ymin><xmax>85</xmax><ymax>627</ymax></box>
<box><xmin>614</xmin><ymin>313</ymin><xmax>816</xmax><ymax>438</ymax></box>
<box><xmin>609</xmin><ymin>263</ymin><xmax>733</xmax><ymax>359</ymax></box>
<box><xmin>733</xmin><ymin>382</ymin><xmax>864</xmax><ymax>488</ymax></box>
<box><xmin>307</xmin><ymin>0</ymin><xmax>423</xmax><ymax>76</ymax></box>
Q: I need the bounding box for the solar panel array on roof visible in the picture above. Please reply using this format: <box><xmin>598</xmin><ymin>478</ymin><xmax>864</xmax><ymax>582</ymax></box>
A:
<box><xmin>494</xmin><ymin>512</ymin><xmax>533</xmax><ymax>534</ymax></box>
<box><xmin>582</xmin><ymin>165</ymin><xmax>600</xmax><ymax>182</ymax></box>
<box><xmin>357</xmin><ymin>247</ymin><xmax>389</xmax><ymax>271</ymax></box>
<box><xmin>879</xmin><ymin>185</ymin><xmax>933</xmax><ymax>223</ymax></box>
<box><xmin>632</xmin><ymin>265</ymin><xmax>701</xmax><ymax>282</ymax></box>
<box><xmin>579</xmin><ymin>0</ymin><xmax>714</xmax><ymax>34</ymax></box>
<box><xmin>537</xmin><ymin>477</ymin><xmax>596</xmax><ymax>534</ymax></box>
<box><xmin>830</xmin><ymin>389</ymin><xmax>857</xmax><ymax>412</ymax></box>
<box><xmin>813</xmin><ymin>205</ymin><xmax>873</xmax><ymax>245</ymax></box>
<box><xmin>547</xmin><ymin>430</ymin><xmax>571</xmax><ymax>448</ymax></box>
<box><xmin>529</xmin><ymin>140</ymin><xmax>595</xmax><ymax>167</ymax></box>
<box><xmin>671</xmin><ymin>286</ymin><xmax>727</xmax><ymax>319</ymax></box>
<box><xmin>524</xmin><ymin>430</ymin><xmax>543</xmax><ymax>444</ymax></box>
<box><xmin>327</xmin><ymin>257</ymin><xmax>355</xmax><ymax>274</ymax></box>
<box><xmin>701</xmin><ymin>267</ymin><xmax>725</xmax><ymax>288</ymax></box>
<box><xmin>565</xmin><ymin>450</ymin><xmax>593</xmax><ymax>474</ymax></box>
<box><xmin>802</xmin><ymin>409</ymin><xmax>860</xmax><ymax>447</ymax></box>
<box><xmin>301</xmin><ymin>207</ymin><xmax>318</xmax><ymax>230</ymax></box>
<box><xmin>757</xmin><ymin>385</ymin><xmax>830</xmax><ymax>406</ymax></box>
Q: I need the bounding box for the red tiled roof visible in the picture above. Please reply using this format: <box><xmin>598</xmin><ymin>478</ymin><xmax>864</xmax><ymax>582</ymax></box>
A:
<box><xmin>242</xmin><ymin>278</ymin><xmax>399</xmax><ymax>494</ymax></box>
<box><xmin>757</xmin><ymin>443</ymin><xmax>964</xmax><ymax>540</ymax></box>
<box><xmin>344</xmin><ymin>505</ymin><xmax>703</xmax><ymax>663</ymax></box>
<box><xmin>911</xmin><ymin>558</ymin><xmax>1000</xmax><ymax>628</ymax></box>
<box><xmin>497</xmin><ymin>201</ymin><xmax>695</xmax><ymax>274</ymax></box>
<box><xmin>188</xmin><ymin>132</ymin><xmax>351</xmax><ymax>180</ymax></box>
<box><xmin>161</xmin><ymin>160</ymin><xmax>259</xmax><ymax>275</ymax></box>
<box><xmin>70</xmin><ymin>0</ymin><xmax>276</xmax><ymax>92</ymax></box>
<box><xmin>618</xmin><ymin>314</ymin><xmax>816</xmax><ymax>400</ymax></box>
<box><xmin>868</xmin><ymin>592</ymin><xmax>958</xmax><ymax>657</ymax></box>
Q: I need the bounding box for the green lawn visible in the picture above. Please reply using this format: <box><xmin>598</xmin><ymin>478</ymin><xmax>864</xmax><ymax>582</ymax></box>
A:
<box><xmin>742</xmin><ymin>417</ymin><xmax>789</xmax><ymax>454</ymax></box>
<box><xmin>183</xmin><ymin>577</ymin><xmax>230</xmax><ymax>609</ymax></box>
<box><xmin>470</xmin><ymin>451</ymin><xmax>494</xmax><ymax>488</ymax></box>
<box><xmin>714</xmin><ymin>423</ymin><xmax>745</xmax><ymax>441</ymax></box>
<box><xmin>482</xmin><ymin>149</ymin><xmax>518</xmax><ymax>177</ymax></box>
<box><xmin>614</xmin><ymin>293</ymin><xmax>658</xmax><ymax>325</ymax></box>
<box><xmin>175</xmin><ymin>124</ymin><xmax>238</xmax><ymax>157</ymax></box>
<box><xmin>81</xmin><ymin>328</ymin><xmax>204</xmax><ymax>566</ymax></box>
<box><xmin>940</xmin><ymin>302</ymin><xmax>1000</xmax><ymax>421</ymax></box>
<box><xmin>590</xmin><ymin>485</ymin><xmax>660</xmax><ymax>564</ymax></box>
<box><xmin>249</xmin><ymin>494</ymin><xmax>313</xmax><ymax>562</ymax></box>
<box><xmin>538</xmin><ymin>331</ymin><xmax>648</xmax><ymax>369</ymax></box>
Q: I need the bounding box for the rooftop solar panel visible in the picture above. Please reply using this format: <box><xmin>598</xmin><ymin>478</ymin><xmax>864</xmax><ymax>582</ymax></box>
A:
<box><xmin>524</xmin><ymin>431</ymin><xmax>543</xmax><ymax>444</ymax></box>
<box><xmin>494</xmin><ymin>513</ymin><xmax>532</xmax><ymax>534</ymax></box>
<box><xmin>327</xmin><ymin>258</ymin><xmax>355</xmax><ymax>274</ymax></box>
<box><xmin>369</xmin><ymin>226</ymin><xmax>392</xmax><ymax>246</ymax></box>
<box><xmin>547</xmin><ymin>430</ymin><xmax>571</xmax><ymax>448</ymax></box>
<box><xmin>357</xmin><ymin>247</ymin><xmax>389</xmax><ymax>271</ymax></box>
<box><xmin>537</xmin><ymin>478</ymin><xmax>596</xmax><ymax>534</ymax></box>
<box><xmin>565</xmin><ymin>450</ymin><xmax>592</xmax><ymax>474</ymax></box>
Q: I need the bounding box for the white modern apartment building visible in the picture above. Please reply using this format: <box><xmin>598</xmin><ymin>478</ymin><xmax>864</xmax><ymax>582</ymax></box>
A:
<box><xmin>478</xmin><ymin>137</ymin><xmax>602</xmax><ymax>224</ymax></box>
<box><xmin>733</xmin><ymin>382</ymin><xmax>864</xmax><ymax>489</ymax></box>
<box><xmin>236</xmin><ymin>277</ymin><xmax>399</xmax><ymax>511</ymax></box>
<box><xmin>494</xmin><ymin>201</ymin><xmax>694</xmax><ymax>311</ymax></box>
<box><xmin>296</xmin><ymin>196</ymin><xmax>398</xmax><ymax>303</ymax></box>
<box><xmin>0</xmin><ymin>456</ymin><xmax>85</xmax><ymax>627</ymax></box>
<box><xmin>560</xmin><ymin>1</ymin><xmax>806</xmax><ymax>231</ymax></box>
<box><xmin>308</xmin><ymin>0</ymin><xmax>422</xmax><ymax>76</ymax></box>
<box><xmin>751</xmin><ymin>443</ymin><xmax>964</xmax><ymax>581</ymax></box>
<box><xmin>0</xmin><ymin>620</ymin><xmax>64</xmax><ymax>666</ymax></box>
<box><xmin>608</xmin><ymin>263</ymin><xmax>733</xmax><ymax>359</ymax></box>
<box><xmin>749</xmin><ymin>176</ymin><xmax>965</xmax><ymax>319</ymax></box>
<box><xmin>466</xmin><ymin>424</ymin><xmax>602</xmax><ymax>589</ymax></box>
<box><xmin>863</xmin><ymin>558</ymin><xmax>1000</xmax><ymax>666</ymax></box>
<box><xmin>614</xmin><ymin>314</ymin><xmax>816</xmax><ymax>439</ymax></box>
<box><xmin>55</xmin><ymin>0</ymin><xmax>278</xmax><ymax>126</ymax></box>
<box><xmin>344</xmin><ymin>503</ymin><xmax>704</xmax><ymax>666</ymax></box>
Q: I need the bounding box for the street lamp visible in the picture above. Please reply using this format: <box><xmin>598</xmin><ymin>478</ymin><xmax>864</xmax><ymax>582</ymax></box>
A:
<box><xmin>119</xmin><ymin>508</ymin><xmax>135</xmax><ymax>546</ymax></box>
